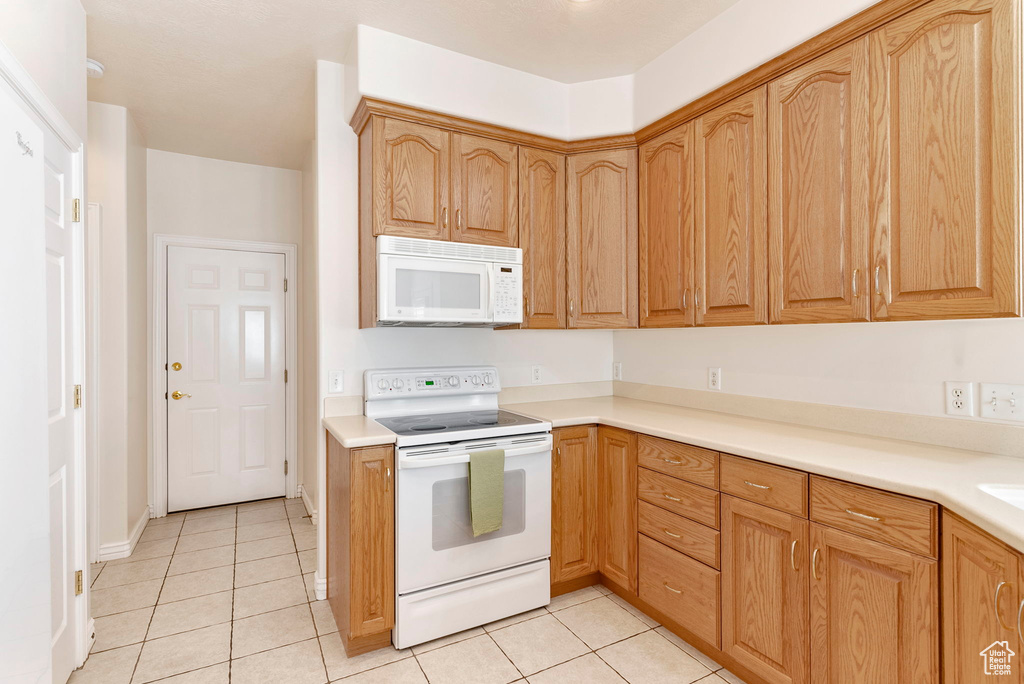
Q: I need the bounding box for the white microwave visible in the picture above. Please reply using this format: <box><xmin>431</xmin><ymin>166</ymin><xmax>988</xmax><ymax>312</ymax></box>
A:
<box><xmin>376</xmin><ymin>236</ymin><xmax>523</xmax><ymax>327</ymax></box>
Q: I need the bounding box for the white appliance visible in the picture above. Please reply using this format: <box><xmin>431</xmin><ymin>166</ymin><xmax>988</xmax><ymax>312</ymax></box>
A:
<box><xmin>376</xmin><ymin>236</ymin><xmax>523</xmax><ymax>327</ymax></box>
<box><xmin>365</xmin><ymin>366</ymin><xmax>552</xmax><ymax>649</ymax></box>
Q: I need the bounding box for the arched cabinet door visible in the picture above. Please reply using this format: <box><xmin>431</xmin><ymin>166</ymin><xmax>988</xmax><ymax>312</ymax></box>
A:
<box><xmin>640</xmin><ymin>122</ymin><xmax>695</xmax><ymax>328</ymax></box>
<box><xmin>520</xmin><ymin>147</ymin><xmax>567</xmax><ymax>329</ymax></box>
<box><xmin>768</xmin><ymin>38</ymin><xmax>871</xmax><ymax>324</ymax></box>
<box><xmin>694</xmin><ymin>86</ymin><xmax>769</xmax><ymax>327</ymax></box>
<box><xmin>566</xmin><ymin>148</ymin><xmax>639</xmax><ymax>329</ymax></box>
<box><xmin>869</xmin><ymin>0</ymin><xmax>1020</xmax><ymax>320</ymax></box>
<box><xmin>373</xmin><ymin>117</ymin><xmax>451</xmax><ymax>240</ymax></box>
<box><xmin>451</xmin><ymin>133</ymin><xmax>519</xmax><ymax>247</ymax></box>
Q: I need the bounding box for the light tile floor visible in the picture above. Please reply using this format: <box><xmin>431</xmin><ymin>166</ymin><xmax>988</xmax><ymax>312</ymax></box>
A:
<box><xmin>74</xmin><ymin>498</ymin><xmax>747</xmax><ymax>684</ymax></box>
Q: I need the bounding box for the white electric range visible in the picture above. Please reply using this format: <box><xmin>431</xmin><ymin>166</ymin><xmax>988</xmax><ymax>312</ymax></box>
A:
<box><xmin>365</xmin><ymin>366</ymin><xmax>553</xmax><ymax>650</ymax></box>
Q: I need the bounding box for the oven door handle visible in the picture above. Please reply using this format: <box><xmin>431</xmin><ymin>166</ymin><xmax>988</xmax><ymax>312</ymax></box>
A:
<box><xmin>398</xmin><ymin>441</ymin><xmax>551</xmax><ymax>470</ymax></box>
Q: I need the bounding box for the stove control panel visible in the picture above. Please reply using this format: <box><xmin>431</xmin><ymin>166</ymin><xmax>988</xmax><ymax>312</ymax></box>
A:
<box><xmin>365</xmin><ymin>366</ymin><xmax>501</xmax><ymax>398</ymax></box>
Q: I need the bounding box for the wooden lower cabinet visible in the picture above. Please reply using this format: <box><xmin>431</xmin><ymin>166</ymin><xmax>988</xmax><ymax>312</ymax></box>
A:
<box><xmin>721</xmin><ymin>496</ymin><xmax>808</xmax><ymax>684</ymax></box>
<box><xmin>943</xmin><ymin>512</ymin><xmax>1022</xmax><ymax>683</ymax></box>
<box><xmin>597</xmin><ymin>426</ymin><xmax>638</xmax><ymax>592</ymax></box>
<box><xmin>809</xmin><ymin>523</ymin><xmax>938</xmax><ymax>683</ymax></box>
<box><xmin>551</xmin><ymin>426</ymin><xmax>598</xmax><ymax>583</ymax></box>
<box><xmin>326</xmin><ymin>433</ymin><xmax>395</xmax><ymax>655</ymax></box>
<box><xmin>639</xmin><ymin>534</ymin><xmax>720</xmax><ymax>647</ymax></box>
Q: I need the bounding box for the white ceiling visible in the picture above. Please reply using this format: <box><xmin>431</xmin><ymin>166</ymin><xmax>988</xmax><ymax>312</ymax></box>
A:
<box><xmin>83</xmin><ymin>0</ymin><xmax>740</xmax><ymax>169</ymax></box>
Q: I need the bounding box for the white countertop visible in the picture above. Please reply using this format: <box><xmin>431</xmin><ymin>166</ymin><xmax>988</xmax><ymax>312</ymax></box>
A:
<box><xmin>324</xmin><ymin>395</ymin><xmax>1024</xmax><ymax>553</ymax></box>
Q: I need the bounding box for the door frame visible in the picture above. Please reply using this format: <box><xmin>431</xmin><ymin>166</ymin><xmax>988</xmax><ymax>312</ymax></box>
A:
<box><xmin>151</xmin><ymin>234</ymin><xmax>299</xmax><ymax>517</ymax></box>
<box><xmin>0</xmin><ymin>38</ymin><xmax>91</xmax><ymax>669</ymax></box>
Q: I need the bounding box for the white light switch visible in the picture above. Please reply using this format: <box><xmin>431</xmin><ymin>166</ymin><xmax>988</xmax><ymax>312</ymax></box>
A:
<box><xmin>328</xmin><ymin>370</ymin><xmax>344</xmax><ymax>394</ymax></box>
<box><xmin>979</xmin><ymin>383</ymin><xmax>1024</xmax><ymax>422</ymax></box>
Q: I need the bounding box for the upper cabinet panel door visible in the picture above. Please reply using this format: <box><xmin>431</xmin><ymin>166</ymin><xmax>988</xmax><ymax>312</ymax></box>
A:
<box><xmin>519</xmin><ymin>147</ymin><xmax>567</xmax><ymax>328</ymax></box>
<box><xmin>451</xmin><ymin>134</ymin><xmax>519</xmax><ymax>247</ymax></box>
<box><xmin>695</xmin><ymin>87</ymin><xmax>769</xmax><ymax>326</ymax></box>
<box><xmin>640</xmin><ymin>122</ymin><xmax>695</xmax><ymax>328</ymax></box>
<box><xmin>869</xmin><ymin>0</ymin><xmax>1020</xmax><ymax>320</ymax></box>
<box><xmin>374</xmin><ymin>117</ymin><xmax>451</xmax><ymax>240</ymax></box>
<box><xmin>567</xmin><ymin>148</ymin><xmax>639</xmax><ymax>329</ymax></box>
<box><xmin>769</xmin><ymin>40</ymin><xmax>871</xmax><ymax>324</ymax></box>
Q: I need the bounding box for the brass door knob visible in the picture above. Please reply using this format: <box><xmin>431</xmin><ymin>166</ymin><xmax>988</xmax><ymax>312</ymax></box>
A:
<box><xmin>171</xmin><ymin>391</ymin><xmax>192</xmax><ymax>400</ymax></box>
<box><xmin>171</xmin><ymin>362</ymin><xmax>182</xmax><ymax>371</ymax></box>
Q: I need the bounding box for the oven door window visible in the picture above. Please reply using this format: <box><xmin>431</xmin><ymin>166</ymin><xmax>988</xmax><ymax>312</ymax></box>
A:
<box><xmin>431</xmin><ymin>470</ymin><xmax>526</xmax><ymax>551</ymax></box>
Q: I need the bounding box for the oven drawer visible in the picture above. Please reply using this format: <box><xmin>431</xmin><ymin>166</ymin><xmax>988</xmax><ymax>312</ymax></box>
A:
<box><xmin>637</xmin><ymin>436</ymin><xmax>718</xmax><ymax>489</ymax></box>
<box><xmin>639</xmin><ymin>535</ymin><xmax>720</xmax><ymax>647</ymax></box>
<box><xmin>638</xmin><ymin>500</ymin><xmax>719</xmax><ymax>568</ymax></box>
<box><xmin>638</xmin><ymin>467</ymin><xmax>719</xmax><ymax>529</ymax></box>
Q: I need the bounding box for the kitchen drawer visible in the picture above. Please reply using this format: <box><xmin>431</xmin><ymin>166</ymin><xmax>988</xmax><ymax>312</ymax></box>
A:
<box><xmin>809</xmin><ymin>476</ymin><xmax>938</xmax><ymax>558</ymax></box>
<box><xmin>638</xmin><ymin>468</ymin><xmax>719</xmax><ymax>529</ymax></box>
<box><xmin>638</xmin><ymin>500</ymin><xmax>720</xmax><ymax>568</ymax></box>
<box><xmin>637</xmin><ymin>436</ymin><xmax>719</xmax><ymax>489</ymax></box>
<box><xmin>639</xmin><ymin>535</ymin><xmax>720</xmax><ymax>647</ymax></box>
<box><xmin>720</xmin><ymin>454</ymin><xmax>807</xmax><ymax>516</ymax></box>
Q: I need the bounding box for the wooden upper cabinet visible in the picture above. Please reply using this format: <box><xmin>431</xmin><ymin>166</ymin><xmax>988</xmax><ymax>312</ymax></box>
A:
<box><xmin>597</xmin><ymin>426</ymin><xmax>638</xmax><ymax>593</ymax></box>
<box><xmin>695</xmin><ymin>86</ymin><xmax>769</xmax><ymax>326</ymax></box>
<box><xmin>640</xmin><ymin>122</ymin><xmax>695</xmax><ymax>327</ymax></box>
<box><xmin>551</xmin><ymin>426</ymin><xmax>598</xmax><ymax>583</ymax></box>
<box><xmin>809</xmin><ymin>523</ymin><xmax>939</xmax><ymax>684</ymax></box>
<box><xmin>567</xmin><ymin>148</ymin><xmax>639</xmax><ymax>328</ymax></box>
<box><xmin>722</xmin><ymin>496</ymin><xmax>808</xmax><ymax>684</ymax></box>
<box><xmin>943</xmin><ymin>512</ymin><xmax>1021</xmax><ymax>684</ymax></box>
<box><xmin>373</xmin><ymin>117</ymin><xmax>451</xmax><ymax>240</ymax></box>
<box><xmin>519</xmin><ymin>147</ymin><xmax>567</xmax><ymax>328</ymax></box>
<box><xmin>768</xmin><ymin>40</ymin><xmax>871</xmax><ymax>324</ymax></box>
<box><xmin>451</xmin><ymin>133</ymin><xmax>519</xmax><ymax>247</ymax></box>
<box><xmin>869</xmin><ymin>0</ymin><xmax>1020</xmax><ymax>320</ymax></box>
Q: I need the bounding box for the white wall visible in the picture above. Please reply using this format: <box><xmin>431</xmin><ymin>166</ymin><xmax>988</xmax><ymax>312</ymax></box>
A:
<box><xmin>126</xmin><ymin>114</ymin><xmax>148</xmax><ymax>527</ymax></box>
<box><xmin>0</xmin><ymin>0</ymin><xmax>87</xmax><ymax>139</ymax></box>
<box><xmin>300</xmin><ymin>142</ymin><xmax>319</xmax><ymax>513</ymax></box>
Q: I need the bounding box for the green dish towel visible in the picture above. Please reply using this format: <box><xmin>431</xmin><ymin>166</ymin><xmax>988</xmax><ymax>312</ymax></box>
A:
<box><xmin>469</xmin><ymin>449</ymin><xmax>505</xmax><ymax>537</ymax></box>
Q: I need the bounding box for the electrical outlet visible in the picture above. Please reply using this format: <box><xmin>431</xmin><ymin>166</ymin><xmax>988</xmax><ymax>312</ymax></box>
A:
<box><xmin>328</xmin><ymin>370</ymin><xmax>344</xmax><ymax>393</ymax></box>
<box><xmin>613</xmin><ymin>362</ymin><xmax>623</xmax><ymax>381</ymax></box>
<box><xmin>944</xmin><ymin>381</ymin><xmax>974</xmax><ymax>416</ymax></box>
<box><xmin>979</xmin><ymin>383</ymin><xmax>1024</xmax><ymax>422</ymax></box>
<box><xmin>708</xmin><ymin>367</ymin><xmax>722</xmax><ymax>391</ymax></box>
<box><xmin>532</xmin><ymin>365</ymin><xmax>542</xmax><ymax>384</ymax></box>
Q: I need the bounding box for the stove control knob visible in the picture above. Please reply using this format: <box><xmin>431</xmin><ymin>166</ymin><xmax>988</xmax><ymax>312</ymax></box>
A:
<box><xmin>483</xmin><ymin>373</ymin><xmax>493</xmax><ymax>385</ymax></box>
<box><xmin>393</xmin><ymin>378</ymin><xmax>404</xmax><ymax>390</ymax></box>
<box><xmin>447</xmin><ymin>375</ymin><xmax>460</xmax><ymax>387</ymax></box>
<box><xmin>377</xmin><ymin>378</ymin><xmax>390</xmax><ymax>391</ymax></box>
<box><xmin>471</xmin><ymin>375</ymin><xmax>481</xmax><ymax>385</ymax></box>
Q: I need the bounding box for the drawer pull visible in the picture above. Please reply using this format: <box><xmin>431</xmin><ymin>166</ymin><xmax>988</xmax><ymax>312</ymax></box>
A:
<box><xmin>663</xmin><ymin>494</ymin><xmax>682</xmax><ymax>502</ymax></box>
<box><xmin>845</xmin><ymin>508</ymin><xmax>882</xmax><ymax>523</ymax></box>
<box><xmin>663</xmin><ymin>458</ymin><xmax>683</xmax><ymax>465</ymax></box>
<box><xmin>790</xmin><ymin>540</ymin><xmax>799</xmax><ymax>571</ymax></box>
<box><xmin>995</xmin><ymin>581</ymin><xmax>1013</xmax><ymax>631</ymax></box>
<box><xmin>744</xmin><ymin>481</ymin><xmax>772</xmax><ymax>490</ymax></box>
<box><xmin>812</xmin><ymin>548</ymin><xmax>821</xmax><ymax>581</ymax></box>
<box><xmin>663</xmin><ymin>528</ymin><xmax>682</xmax><ymax>539</ymax></box>
<box><xmin>664</xmin><ymin>583</ymin><xmax>683</xmax><ymax>595</ymax></box>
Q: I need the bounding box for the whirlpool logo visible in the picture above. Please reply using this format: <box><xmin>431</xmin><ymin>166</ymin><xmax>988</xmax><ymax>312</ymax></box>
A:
<box><xmin>980</xmin><ymin>641</ymin><xmax>1016</xmax><ymax>676</ymax></box>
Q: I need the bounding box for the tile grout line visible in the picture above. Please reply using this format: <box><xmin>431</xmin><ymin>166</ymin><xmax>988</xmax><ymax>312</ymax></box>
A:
<box><xmin>130</xmin><ymin>517</ymin><xmax>181</xmax><ymax>683</ymax></box>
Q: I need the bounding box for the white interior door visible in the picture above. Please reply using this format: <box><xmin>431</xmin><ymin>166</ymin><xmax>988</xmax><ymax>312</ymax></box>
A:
<box><xmin>44</xmin><ymin>125</ymin><xmax>81</xmax><ymax>682</ymax></box>
<box><xmin>166</xmin><ymin>246</ymin><xmax>287</xmax><ymax>511</ymax></box>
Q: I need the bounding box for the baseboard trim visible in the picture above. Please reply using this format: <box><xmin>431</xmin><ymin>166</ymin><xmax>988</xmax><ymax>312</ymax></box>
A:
<box><xmin>97</xmin><ymin>505</ymin><xmax>151</xmax><ymax>561</ymax></box>
<box><xmin>314</xmin><ymin>571</ymin><xmax>327</xmax><ymax>601</ymax></box>
<box><xmin>298</xmin><ymin>484</ymin><xmax>318</xmax><ymax>526</ymax></box>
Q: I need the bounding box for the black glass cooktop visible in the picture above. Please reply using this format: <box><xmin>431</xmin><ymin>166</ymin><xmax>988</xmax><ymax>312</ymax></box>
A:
<box><xmin>375</xmin><ymin>409</ymin><xmax>544</xmax><ymax>437</ymax></box>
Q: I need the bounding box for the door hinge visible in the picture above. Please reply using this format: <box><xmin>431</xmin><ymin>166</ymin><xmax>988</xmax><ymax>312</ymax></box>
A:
<box><xmin>73</xmin><ymin>384</ymin><xmax>82</xmax><ymax>409</ymax></box>
<box><xmin>284</xmin><ymin>460</ymin><xmax>289</xmax><ymax>475</ymax></box>
<box><xmin>284</xmin><ymin>369</ymin><xmax>288</xmax><ymax>383</ymax></box>
<box><xmin>284</xmin><ymin>278</ymin><xmax>288</xmax><ymax>292</ymax></box>
<box><xmin>72</xmin><ymin>198</ymin><xmax>81</xmax><ymax>223</ymax></box>
<box><xmin>75</xmin><ymin>570</ymin><xmax>83</xmax><ymax>595</ymax></box>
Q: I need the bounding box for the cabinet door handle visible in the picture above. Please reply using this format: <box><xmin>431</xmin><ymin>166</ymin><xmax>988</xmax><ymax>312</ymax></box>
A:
<box><xmin>695</xmin><ymin>288</ymin><xmax>702</xmax><ymax>309</ymax></box>
<box><xmin>664</xmin><ymin>583</ymin><xmax>683</xmax><ymax>595</ymax></box>
<box><xmin>442</xmin><ymin>207</ymin><xmax>448</xmax><ymax>229</ymax></box>
<box><xmin>662</xmin><ymin>458</ymin><xmax>682</xmax><ymax>465</ymax></box>
<box><xmin>456</xmin><ymin>208</ymin><xmax>462</xmax><ymax>230</ymax></box>
<box><xmin>1017</xmin><ymin>597</ymin><xmax>1023</xmax><ymax>644</ymax></box>
<box><xmin>663</xmin><ymin>494</ymin><xmax>682</xmax><ymax>502</ymax></box>
<box><xmin>845</xmin><ymin>508</ymin><xmax>882</xmax><ymax>523</ymax></box>
<box><xmin>683</xmin><ymin>289</ymin><xmax>689</xmax><ymax>311</ymax></box>
<box><xmin>663</xmin><ymin>528</ymin><xmax>682</xmax><ymax>539</ymax></box>
<box><xmin>790</xmin><ymin>540</ymin><xmax>799</xmax><ymax>571</ymax></box>
<box><xmin>812</xmin><ymin>548</ymin><xmax>821</xmax><ymax>580</ymax></box>
<box><xmin>744</xmin><ymin>481</ymin><xmax>771</xmax><ymax>490</ymax></box>
<box><xmin>995</xmin><ymin>581</ymin><xmax>1013</xmax><ymax>631</ymax></box>
<box><xmin>852</xmin><ymin>269</ymin><xmax>860</xmax><ymax>298</ymax></box>
<box><xmin>524</xmin><ymin>294</ymin><xmax>530</xmax><ymax>317</ymax></box>
<box><xmin>385</xmin><ymin>466</ymin><xmax>391</xmax><ymax>492</ymax></box>
<box><xmin>569</xmin><ymin>300</ymin><xmax>575</xmax><ymax>318</ymax></box>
